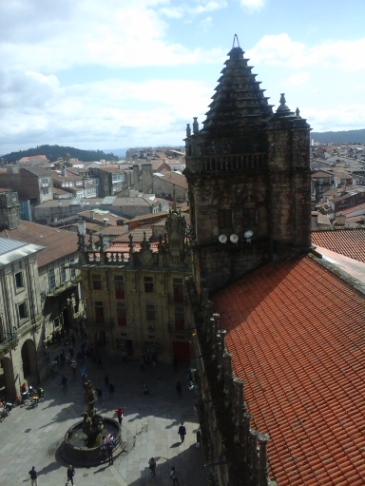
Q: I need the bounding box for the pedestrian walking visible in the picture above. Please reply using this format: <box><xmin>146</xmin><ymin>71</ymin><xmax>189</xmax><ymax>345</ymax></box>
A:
<box><xmin>176</xmin><ymin>381</ymin><xmax>182</xmax><ymax>398</ymax></box>
<box><xmin>148</xmin><ymin>457</ymin><xmax>157</xmax><ymax>477</ymax></box>
<box><xmin>115</xmin><ymin>407</ymin><xmax>124</xmax><ymax>425</ymax></box>
<box><xmin>109</xmin><ymin>383</ymin><xmax>115</xmax><ymax>400</ymax></box>
<box><xmin>61</xmin><ymin>375</ymin><xmax>68</xmax><ymax>391</ymax></box>
<box><xmin>71</xmin><ymin>360</ymin><xmax>77</xmax><ymax>377</ymax></box>
<box><xmin>66</xmin><ymin>465</ymin><xmax>75</xmax><ymax>485</ymax></box>
<box><xmin>170</xmin><ymin>466</ymin><xmax>179</xmax><ymax>485</ymax></box>
<box><xmin>96</xmin><ymin>386</ymin><xmax>103</xmax><ymax>404</ymax></box>
<box><xmin>28</xmin><ymin>466</ymin><xmax>38</xmax><ymax>486</ymax></box>
<box><xmin>178</xmin><ymin>422</ymin><xmax>186</xmax><ymax>442</ymax></box>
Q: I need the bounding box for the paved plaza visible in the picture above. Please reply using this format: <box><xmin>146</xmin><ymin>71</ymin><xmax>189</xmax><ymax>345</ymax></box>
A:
<box><xmin>0</xmin><ymin>343</ymin><xmax>207</xmax><ymax>486</ymax></box>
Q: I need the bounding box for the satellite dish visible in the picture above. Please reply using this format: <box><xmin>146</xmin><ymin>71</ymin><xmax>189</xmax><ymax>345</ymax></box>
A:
<box><xmin>230</xmin><ymin>234</ymin><xmax>239</xmax><ymax>244</ymax></box>
<box><xmin>218</xmin><ymin>234</ymin><xmax>227</xmax><ymax>244</ymax></box>
<box><xmin>244</xmin><ymin>230</ymin><xmax>253</xmax><ymax>239</ymax></box>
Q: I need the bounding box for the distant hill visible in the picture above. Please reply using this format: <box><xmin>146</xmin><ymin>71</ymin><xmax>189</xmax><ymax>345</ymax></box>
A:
<box><xmin>311</xmin><ymin>128</ymin><xmax>365</xmax><ymax>144</ymax></box>
<box><xmin>1</xmin><ymin>144</ymin><xmax>119</xmax><ymax>163</ymax></box>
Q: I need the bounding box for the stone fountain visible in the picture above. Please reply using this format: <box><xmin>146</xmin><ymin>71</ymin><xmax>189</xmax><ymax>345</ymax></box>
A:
<box><xmin>60</xmin><ymin>378</ymin><xmax>122</xmax><ymax>466</ymax></box>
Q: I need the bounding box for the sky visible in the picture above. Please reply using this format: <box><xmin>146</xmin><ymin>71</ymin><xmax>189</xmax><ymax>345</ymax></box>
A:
<box><xmin>1</xmin><ymin>0</ymin><xmax>365</xmax><ymax>155</ymax></box>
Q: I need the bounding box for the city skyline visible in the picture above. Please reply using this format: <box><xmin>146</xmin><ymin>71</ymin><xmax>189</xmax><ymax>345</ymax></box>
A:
<box><xmin>1</xmin><ymin>0</ymin><xmax>365</xmax><ymax>154</ymax></box>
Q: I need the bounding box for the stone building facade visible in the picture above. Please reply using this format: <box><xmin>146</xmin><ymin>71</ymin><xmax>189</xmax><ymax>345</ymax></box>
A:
<box><xmin>0</xmin><ymin>237</ymin><xmax>44</xmax><ymax>400</ymax></box>
<box><xmin>77</xmin><ymin>206</ymin><xmax>193</xmax><ymax>364</ymax></box>
<box><xmin>184</xmin><ymin>41</ymin><xmax>311</xmax><ymax>486</ymax></box>
<box><xmin>185</xmin><ymin>44</ymin><xmax>311</xmax><ymax>294</ymax></box>
<box><xmin>0</xmin><ymin>190</ymin><xmax>85</xmax><ymax>398</ymax></box>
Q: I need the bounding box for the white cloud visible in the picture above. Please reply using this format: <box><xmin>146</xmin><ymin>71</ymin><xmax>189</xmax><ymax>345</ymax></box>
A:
<box><xmin>160</xmin><ymin>0</ymin><xmax>227</xmax><ymax>19</ymax></box>
<box><xmin>239</xmin><ymin>0</ymin><xmax>265</xmax><ymax>11</ymax></box>
<box><xmin>1</xmin><ymin>1</ymin><xmax>224</xmax><ymax>72</ymax></box>
<box><xmin>307</xmin><ymin>104</ymin><xmax>365</xmax><ymax>132</ymax></box>
<box><xmin>249</xmin><ymin>33</ymin><xmax>365</xmax><ymax>72</ymax></box>
<box><xmin>286</xmin><ymin>72</ymin><xmax>310</xmax><ymax>87</ymax></box>
<box><xmin>0</xmin><ymin>75</ymin><xmax>212</xmax><ymax>151</ymax></box>
<box><xmin>200</xmin><ymin>16</ymin><xmax>213</xmax><ymax>30</ymax></box>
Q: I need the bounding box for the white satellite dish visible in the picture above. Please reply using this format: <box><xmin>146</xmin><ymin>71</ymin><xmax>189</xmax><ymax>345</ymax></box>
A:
<box><xmin>230</xmin><ymin>234</ymin><xmax>239</xmax><ymax>244</ymax></box>
<box><xmin>244</xmin><ymin>230</ymin><xmax>253</xmax><ymax>239</ymax></box>
<box><xmin>218</xmin><ymin>234</ymin><xmax>227</xmax><ymax>244</ymax></box>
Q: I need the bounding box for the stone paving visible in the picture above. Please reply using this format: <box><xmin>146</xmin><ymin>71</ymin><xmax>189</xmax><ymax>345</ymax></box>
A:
<box><xmin>0</xmin><ymin>344</ymin><xmax>207</xmax><ymax>486</ymax></box>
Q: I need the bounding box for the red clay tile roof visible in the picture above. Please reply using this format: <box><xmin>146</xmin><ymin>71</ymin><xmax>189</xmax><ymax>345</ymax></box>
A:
<box><xmin>312</xmin><ymin>229</ymin><xmax>365</xmax><ymax>263</ymax></box>
<box><xmin>337</xmin><ymin>202</ymin><xmax>365</xmax><ymax>216</ymax></box>
<box><xmin>113</xmin><ymin>228</ymin><xmax>153</xmax><ymax>243</ymax></box>
<box><xmin>0</xmin><ymin>221</ymin><xmax>78</xmax><ymax>268</ymax></box>
<box><xmin>213</xmin><ymin>256</ymin><xmax>365</xmax><ymax>486</ymax></box>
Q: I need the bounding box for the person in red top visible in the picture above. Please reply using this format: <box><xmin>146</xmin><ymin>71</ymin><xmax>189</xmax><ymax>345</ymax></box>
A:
<box><xmin>115</xmin><ymin>407</ymin><xmax>124</xmax><ymax>425</ymax></box>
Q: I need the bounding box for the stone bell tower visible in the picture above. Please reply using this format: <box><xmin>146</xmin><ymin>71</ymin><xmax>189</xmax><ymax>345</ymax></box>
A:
<box><xmin>184</xmin><ymin>36</ymin><xmax>311</xmax><ymax>293</ymax></box>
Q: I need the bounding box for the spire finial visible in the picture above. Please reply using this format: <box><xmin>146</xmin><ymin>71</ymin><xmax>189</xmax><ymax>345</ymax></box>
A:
<box><xmin>276</xmin><ymin>93</ymin><xmax>290</xmax><ymax>113</ymax></box>
<box><xmin>232</xmin><ymin>34</ymin><xmax>240</xmax><ymax>49</ymax></box>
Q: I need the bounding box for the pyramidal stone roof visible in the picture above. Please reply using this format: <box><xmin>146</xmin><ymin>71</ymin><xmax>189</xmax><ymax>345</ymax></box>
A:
<box><xmin>202</xmin><ymin>38</ymin><xmax>273</xmax><ymax>134</ymax></box>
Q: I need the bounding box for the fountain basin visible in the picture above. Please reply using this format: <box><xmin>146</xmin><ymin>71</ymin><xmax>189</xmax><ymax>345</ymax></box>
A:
<box><xmin>61</xmin><ymin>417</ymin><xmax>121</xmax><ymax>466</ymax></box>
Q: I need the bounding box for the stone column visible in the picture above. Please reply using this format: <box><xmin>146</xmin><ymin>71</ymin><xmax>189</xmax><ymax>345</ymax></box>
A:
<box><xmin>258</xmin><ymin>433</ymin><xmax>269</xmax><ymax>486</ymax></box>
<box><xmin>243</xmin><ymin>412</ymin><xmax>252</xmax><ymax>462</ymax></box>
<box><xmin>234</xmin><ymin>378</ymin><xmax>245</xmax><ymax>443</ymax></box>
<box><xmin>249</xmin><ymin>429</ymin><xmax>259</xmax><ymax>483</ymax></box>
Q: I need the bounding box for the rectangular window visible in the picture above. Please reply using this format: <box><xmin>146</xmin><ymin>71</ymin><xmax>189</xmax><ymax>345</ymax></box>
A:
<box><xmin>48</xmin><ymin>269</ymin><xmax>56</xmax><ymax>291</ymax></box>
<box><xmin>174</xmin><ymin>305</ymin><xmax>185</xmax><ymax>330</ymax></box>
<box><xmin>15</xmin><ymin>271</ymin><xmax>24</xmax><ymax>289</ymax></box>
<box><xmin>146</xmin><ymin>304</ymin><xmax>156</xmax><ymax>321</ymax></box>
<box><xmin>60</xmin><ymin>264</ymin><xmax>66</xmax><ymax>284</ymax></box>
<box><xmin>114</xmin><ymin>276</ymin><xmax>125</xmax><ymax>299</ymax></box>
<box><xmin>70</xmin><ymin>258</ymin><xmax>76</xmax><ymax>279</ymax></box>
<box><xmin>144</xmin><ymin>276</ymin><xmax>154</xmax><ymax>293</ymax></box>
<box><xmin>18</xmin><ymin>302</ymin><xmax>28</xmax><ymax>320</ymax></box>
<box><xmin>218</xmin><ymin>209</ymin><xmax>232</xmax><ymax>230</ymax></box>
<box><xmin>173</xmin><ymin>278</ymin><xmax>184</xmax><ymax>303</ymax></box>
<box><xmin>95</xmin><ymin>301</ymin><xmax>104</xmax><ymax>324</ymax></box>
<box><xmin>117</xmin><ymin>303</ymin><xmax>127</xmax><ymax>326</ymax></box>
<box><xmin>92</xmin><ymin>274</ymin><xmax>102</xmax><ymax>290</ymax></box>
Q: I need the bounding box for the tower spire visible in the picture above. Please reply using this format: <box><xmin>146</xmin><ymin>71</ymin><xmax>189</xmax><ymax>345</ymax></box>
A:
<box><xmin>232</xmin><ymin>34</ymin><xmax>240</xmax><ymax>49</ymax></box>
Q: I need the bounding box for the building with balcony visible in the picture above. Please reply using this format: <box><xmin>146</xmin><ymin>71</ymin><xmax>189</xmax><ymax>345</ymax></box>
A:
<box><xmin>77</xmin><ymin>205</ymin><xmax>192</xmax><ymax>364</ymax></box>
<box><xmin>0</xmin><ymin>190</ymin><xmax>85</xmax><ymax>394</ymax></box>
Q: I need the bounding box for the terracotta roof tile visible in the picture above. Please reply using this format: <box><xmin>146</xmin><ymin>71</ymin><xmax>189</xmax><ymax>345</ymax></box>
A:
<box><xmin>213</xmin><ymin>256</ymin><xmax>365</xmax><ymax>486</ymax></box>
<box><xmin>0</xmin><ymin>221</ymin><xmax>78</xmax><ymax>267</ymax></box>
<box><xmin>312</xmin><ymin>229</ymin><xmax>365</xmax><ymax>263</ymax></box>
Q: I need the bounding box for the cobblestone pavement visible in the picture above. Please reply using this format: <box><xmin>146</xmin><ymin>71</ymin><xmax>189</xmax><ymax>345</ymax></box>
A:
<box><xmin>0</xmin><ymin>343</ymin><xmax>207</xmax><ymax>486</ymax></box>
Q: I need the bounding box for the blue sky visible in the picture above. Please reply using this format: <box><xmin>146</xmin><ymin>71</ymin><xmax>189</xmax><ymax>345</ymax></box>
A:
<box><xmin>1</xmin><ymin>0</ymin><xmax>365</xmax><ymax>154</ymax></box>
